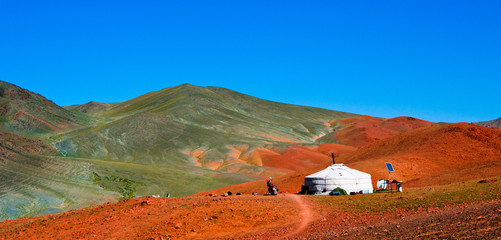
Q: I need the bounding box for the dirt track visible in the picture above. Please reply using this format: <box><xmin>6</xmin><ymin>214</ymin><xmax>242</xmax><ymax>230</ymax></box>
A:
<box><xmin>281</xmin><ymin>194</ymin><xmax>315</xmax><ymax>239</ymax></box>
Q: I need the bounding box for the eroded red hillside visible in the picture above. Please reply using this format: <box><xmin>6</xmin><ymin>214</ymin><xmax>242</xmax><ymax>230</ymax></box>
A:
<box><xmin>336</xmin><ymin>115</ymin><xmax>434</xmax><ymax>147</ymax></box>
<box><xmin>257</xmin><ymin>143</ymin><xmax>357</xmax><ymax>172</ymax></box>
<box><xmin>200</xmin><ymin>123</ymin><xmax>501</xmax><ymax>195</ymax></box>
<box><xmin>195</xmin><ymin>143</ymin><xmax>357</xmax><ymax>195</ymax></box>
<box><xmin>340</xmin><ymin>122</ymin><xmax>501</xmax><ymax>187</ymax></box>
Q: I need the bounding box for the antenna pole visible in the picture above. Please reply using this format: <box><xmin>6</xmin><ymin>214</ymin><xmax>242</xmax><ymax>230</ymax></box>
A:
<box><xmin>331</xmin><ymin>153</ymin><xmax>335</xmax><ymax>164</ymax></box>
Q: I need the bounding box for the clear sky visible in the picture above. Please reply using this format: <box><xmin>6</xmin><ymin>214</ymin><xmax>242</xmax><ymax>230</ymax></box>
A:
<box><xmin>1</xmin><ymin>1</ymin><xmax>500</xmax><ymax>123</ymax></box>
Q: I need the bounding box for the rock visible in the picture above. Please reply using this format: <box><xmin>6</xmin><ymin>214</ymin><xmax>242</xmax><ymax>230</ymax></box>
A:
<box><xmin>174</xmin><ymin>223</ymin><xmax>182</xmax><ymax>229</ymax></box>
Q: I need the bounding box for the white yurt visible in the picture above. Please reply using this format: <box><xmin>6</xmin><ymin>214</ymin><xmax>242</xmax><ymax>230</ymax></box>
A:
<box><xmin>304</xmin><ymin>164</ymin><xmax>373</xmax><ymax>195</ymax></box>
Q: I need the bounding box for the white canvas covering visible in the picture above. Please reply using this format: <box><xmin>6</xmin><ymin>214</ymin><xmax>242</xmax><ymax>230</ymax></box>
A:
<box><xmin>304</xmin><ymin>164</ymin><xmax>373</xmax><ymax>195</ymax></box>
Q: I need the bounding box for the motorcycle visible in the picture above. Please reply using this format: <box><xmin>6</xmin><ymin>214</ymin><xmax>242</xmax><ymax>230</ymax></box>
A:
<box><xmin>267</xmin><ymin>178</ymin><xmax>278</xmax><ymax>195</ymax></box>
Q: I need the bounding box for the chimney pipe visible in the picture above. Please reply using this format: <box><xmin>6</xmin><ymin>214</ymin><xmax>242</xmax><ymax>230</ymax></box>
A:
<box><xmin>331</xmin><ymin>153</ymin><xmax>336</xmax><ymax>164</ymax></box>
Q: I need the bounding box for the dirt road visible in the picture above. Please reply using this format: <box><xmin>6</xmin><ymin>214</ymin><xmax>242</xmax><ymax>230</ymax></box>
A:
<box><xmin>280</xmin><ymin>194</ymin><xmax>315</xmax><ymax>239</ymax></box>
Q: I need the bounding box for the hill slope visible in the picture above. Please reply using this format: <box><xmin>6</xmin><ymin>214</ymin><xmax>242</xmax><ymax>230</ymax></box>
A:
<box><xmin>66</xmin><ymin>101</ymin><xmax>114</xmax><ymax>114</ymax></box>
<box><xmin>335</xmin><ymin>115</ymin><xmax>434</xmax><ymax>147</ymax></box>
<box><xmin>0</xmin><ymin>130</ymin><xmax>116</xmax><ymax>220</ymax></box>
<box><xmin>54</xmin><ymin>84</ymin><xmax>358</xmax><ymax>197</ymax></box>
<box><xmin>474</xmin><ymin>117</ymin><xmax>501</xmax><ymax>128</ymax></box>
<box><xmin>200</xmin><ymin>123</ymin><xmax>501</xmax><ymax>195</ymax></box>
<box><xmin>0</xmin><ymin>81</ymin><xmax>88</xmax><ymax>136</ymax></box>
<box><xmin>340</xmin><ymin>122</ymin><xmax>501</xmax><ymax>187</ymax></box>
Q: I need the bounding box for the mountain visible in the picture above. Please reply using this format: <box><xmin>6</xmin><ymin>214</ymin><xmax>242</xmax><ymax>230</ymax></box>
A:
<box><xmin>52</xmin><ymin>84</ymin><xmax>358</xmax><ymax>198</ymax></box>
<box><xmin>474</xmin><ymin>117</ymin><xmax>501</xmax><ymax>128</ymax></box>
<box><xmin>0</xmin><ymin>82</ymin><xmax>355</xmax><ymax>219</ymax></box>
<box><xmin>0</xmin><ymin>81</ymin><xmax>88</xmax><ymax>136</ymax></box>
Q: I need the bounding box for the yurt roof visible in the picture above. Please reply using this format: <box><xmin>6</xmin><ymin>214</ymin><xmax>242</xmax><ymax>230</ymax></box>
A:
<box><xmin>305</xmin><ymin>163</ymin><xmax>371</xmax><ymax>180</ymax></box>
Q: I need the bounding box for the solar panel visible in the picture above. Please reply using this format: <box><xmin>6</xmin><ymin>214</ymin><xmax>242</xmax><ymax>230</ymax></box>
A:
<box><xmin>385</xmin><ymin>162</ymin><xmax>395</xmax><ymax>172</ymax></box>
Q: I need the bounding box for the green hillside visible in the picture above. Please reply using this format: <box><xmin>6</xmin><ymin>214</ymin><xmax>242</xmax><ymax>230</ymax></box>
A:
<box><xmin>55</xmin><ymin>84</ymin><xmax>356</xmax><ymax>196</ymax></box>
<box><xmin>0</xmin><ymin>80</ymin><xmax>89</xmax><ymax>136</ymax></box>
<box><xmin>0</xmin><ymin>130</ymin><xmax>117</xmax><ymax>220</ymax></box>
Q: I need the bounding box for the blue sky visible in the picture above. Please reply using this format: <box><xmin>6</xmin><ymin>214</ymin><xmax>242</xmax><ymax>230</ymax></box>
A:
<box><xmin>1</xmin><ymin>1</ymin><xmax>500</xmax><ymax>123</ymax></box>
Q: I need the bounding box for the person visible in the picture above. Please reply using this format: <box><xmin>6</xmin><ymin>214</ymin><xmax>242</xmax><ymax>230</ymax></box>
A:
<box><xmin>267</xmin><ymin>177</ymin><xmax>278</xmax><ymax>195</ymax></box>
<box><xmin>267</xmin><ymin>177</ymin><xmax>274</xmax><ymax>188</ymax></box>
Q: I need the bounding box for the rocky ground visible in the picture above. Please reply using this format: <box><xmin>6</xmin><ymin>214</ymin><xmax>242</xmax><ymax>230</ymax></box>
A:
<box><xmin>301</xmin><ymin>200</ymin><xmax>501</xmax><ymax>240</ymax></box>
<box><xmin>0</xmin><ymin>178</ymin><xmax>500</xmax><ymax>239</ymax></box>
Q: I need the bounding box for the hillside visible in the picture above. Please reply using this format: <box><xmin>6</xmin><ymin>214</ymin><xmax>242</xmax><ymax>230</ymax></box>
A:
<box><xmin>199</xmin><ymin>123</ymin><xmax>501</xmax><ymax>195</ymax></box>
<box><xmin>0</xmin><ymin>130</ymin><xmax>117</xmax><ymax>220</ymax></box>
<box><xmin>474</xmin><ymin>117</ymin><xmax>501</xmax><ymax>128</ymax></box>
<box><xmin>0</xmin><ymin>81</ymin><xmax>88</xmax><ymax>136</ymax></box>
<box><xmin>66</xmin><ymin>101</ymin><xmax>114</xmax><ymax>115</ymax></box>
<box><xmin>53</xmin><ymin>84</ymin><xmax>358</xmax><ymax>198</ymax></box>
<box><xmin>335</xmin><ymin>115</ymin><xmax>434</xmax><ymax>147</ymax></box>
<box><xmin>340</xmin><ymin>122</ymin><xmax>501</xmax><ymax>187</ymax></box>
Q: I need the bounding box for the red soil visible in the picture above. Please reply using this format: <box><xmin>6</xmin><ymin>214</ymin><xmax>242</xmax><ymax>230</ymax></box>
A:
<box><xmin>337</xmin><ymin>115</ymin><xmax>434</xmax><ymax>147</ymax></box>
<box><xmin>340</xmin><ymin>122</ymin><xmax>501</xmax><ymax>188</ymax></box>
<box><xmin>258</xmin><ymin>144</ymin><xmax>357</xmax><ymax>172</ymax></box>
<box><xmin>0</xmin><ymin>195</ymin><xmax>302</xmax><ymax>240</ymax></box>
<box><xmin>2</xmin><ymin>186</ymin><xmax>499</xmax><ymax>239</ymax></box>
<box><xmin>281</xmin><ymin>194</ymin><xmax>315</xmax><ymax>238</ymax></box>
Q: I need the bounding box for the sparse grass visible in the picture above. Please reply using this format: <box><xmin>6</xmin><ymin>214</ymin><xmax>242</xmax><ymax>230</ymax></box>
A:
<box><xmin>313</xmin><ymin>178</ymin><xmax>501</xmax><ymax>217</ymax></box>
<box><xmin>80</xmin><ymin>157</ymin><xmax>260</xmax><ymax>198</ymax></box>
